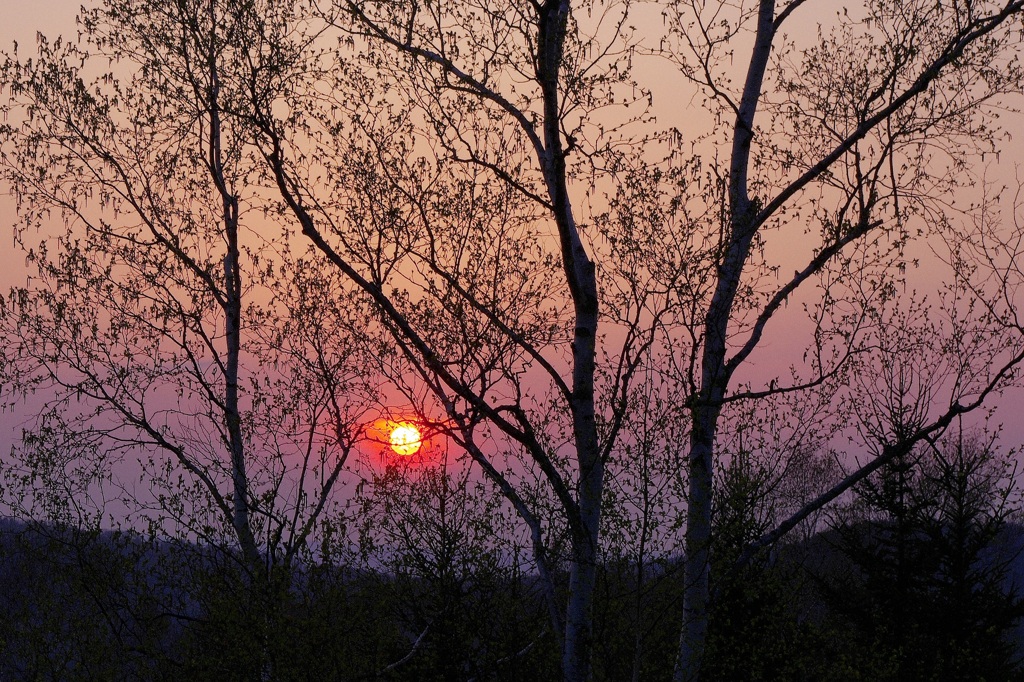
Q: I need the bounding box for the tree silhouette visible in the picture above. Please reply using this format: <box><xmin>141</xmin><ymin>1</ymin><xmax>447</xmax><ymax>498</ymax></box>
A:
<box><xmin>822</xmin><ymin>431</ymin><xmax>1024</xmax><ymax>681</ymax></box>
<box><xmin>2</xmin><ymin>1</ymin><xmax>1024</xmax><ymax>680</ymax></box>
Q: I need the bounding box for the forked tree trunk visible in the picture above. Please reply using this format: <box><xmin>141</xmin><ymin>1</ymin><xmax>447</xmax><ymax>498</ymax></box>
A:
<box><xmin>535</xmin><ymin>1</ymin><xmax>604</xmax><ymax>679</ymax></box>
<box><xmin>204</xmin><ymin>2</ymin><xmax>260</xmax><ymax>568</ymax></box>
<box><xmin>675</xmin><ymin>3</ymin><xmax>776</xmax><ymax>679</ymax></box>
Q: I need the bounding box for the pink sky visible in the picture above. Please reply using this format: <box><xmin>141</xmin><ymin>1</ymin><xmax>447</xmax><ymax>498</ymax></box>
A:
<box><xmin>2</xmin><ymin>0</ymin><xmax>1024</xmax><ymax>480</ymax></box>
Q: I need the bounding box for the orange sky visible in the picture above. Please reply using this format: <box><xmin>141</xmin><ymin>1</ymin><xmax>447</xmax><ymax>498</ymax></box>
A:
<box><xmin>2</xmin><ymin>0</ymin><xmax>1024</xmax><ymax>456</ymax></box>
<box><xmin>0</xmin><ymin>0</ymin><xmax>79</xmax><ymax>284</ymax></box>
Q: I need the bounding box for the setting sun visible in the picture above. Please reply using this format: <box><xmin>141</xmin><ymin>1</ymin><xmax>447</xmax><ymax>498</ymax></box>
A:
<box><xmin>389</xmin><ymin>423</ymin><xmax>422</xmax><ymax>456</ymax></box>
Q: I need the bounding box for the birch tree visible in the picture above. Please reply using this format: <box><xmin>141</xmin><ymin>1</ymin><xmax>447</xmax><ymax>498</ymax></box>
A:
<box><xmin>0</xmin><ymin>0</ymin><xmax>377</xmax><ymax>607</ymax></box>
<box><xmin>251</xmin><ymin>1</ymin><xmax>1024</xmax><ymax>679</ymax></box>
<box><xmin>3</xmin><ymin>1</ymin><xmax>1024</xmax><ymax>680</ymax></box>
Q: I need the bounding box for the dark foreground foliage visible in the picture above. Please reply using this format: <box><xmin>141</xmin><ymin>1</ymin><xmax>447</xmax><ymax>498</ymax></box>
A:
<box><xmin>1</xmin><ymin>508</ymin><xmax>1022</xmax><ymax>682</ymax></box>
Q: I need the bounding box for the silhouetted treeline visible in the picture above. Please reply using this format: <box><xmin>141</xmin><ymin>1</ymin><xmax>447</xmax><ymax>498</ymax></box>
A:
<box><xmin>3</xmin><ymin>454</ymin><xmax>1023</xmax><ymax>682</ymax></box>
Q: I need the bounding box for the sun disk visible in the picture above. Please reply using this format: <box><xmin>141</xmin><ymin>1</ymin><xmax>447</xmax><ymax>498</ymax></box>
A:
<box><xmin>389</xmin><ymin>423</ymin><xmax>422</xmax><ymax>456</ymax></box>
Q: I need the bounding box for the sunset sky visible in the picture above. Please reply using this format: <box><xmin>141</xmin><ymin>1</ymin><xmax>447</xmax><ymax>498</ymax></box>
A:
<box><xmin>3</xmin><ymin>0</ymin><xmax>1024</xmax><ymax>463</ymax></box>
<box><xmin>3</xmin><ymin>3</ymin><xmax>1024</xmax><ymax>679</ymax></box>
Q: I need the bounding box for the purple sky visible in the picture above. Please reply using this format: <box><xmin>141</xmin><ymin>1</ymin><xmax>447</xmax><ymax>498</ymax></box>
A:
<box><xmin>2</xmin><ymin>0</ymin><xmax>1024</xmax><ymax>507</ymax></box>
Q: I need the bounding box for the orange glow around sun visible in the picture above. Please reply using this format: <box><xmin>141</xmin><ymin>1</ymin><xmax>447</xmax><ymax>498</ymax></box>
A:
<box><xmin>389</xmin><ymin>422</ymin><xmax>423</xmax><ymax>456</ymax></box>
